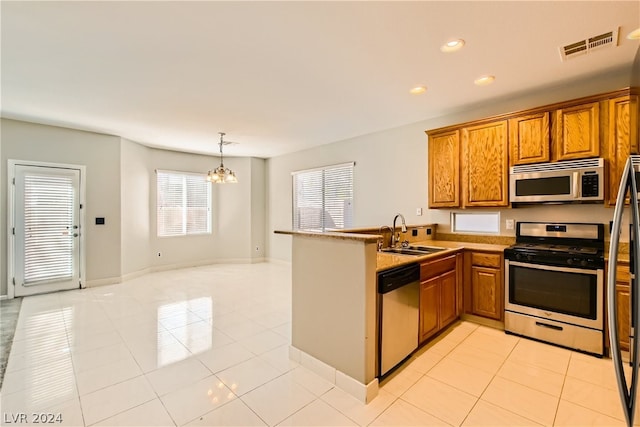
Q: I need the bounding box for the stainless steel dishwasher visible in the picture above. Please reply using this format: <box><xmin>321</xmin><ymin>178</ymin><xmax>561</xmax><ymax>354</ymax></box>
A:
<box><xmin>377</xmin><ymin>263</ymin><xmax>420</xmax><ymax>377</ymax></box>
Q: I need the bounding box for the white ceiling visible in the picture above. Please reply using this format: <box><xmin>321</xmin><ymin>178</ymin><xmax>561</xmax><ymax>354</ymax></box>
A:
<box><xmin>2</xmin><ymin>1</ymin><xmax>639</xmax><ymax>158</ymax></box>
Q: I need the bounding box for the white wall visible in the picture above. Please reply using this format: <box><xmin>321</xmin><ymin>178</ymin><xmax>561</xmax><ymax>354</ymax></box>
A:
<box><xmin>148</xmin><ymin>148</ymin><xmax>256</xmax><ymax>268</ymax></box>
<box><xmin>250</xmin><ymin>157</ymin><xmax>266</xmax><ymax>260</ymax></box>
<box><xmin>1</xmin><ymin>119</ymin><xmax>266</xmax><ymax>296</ymax></box>
<box><xmin>267</xmin><ymin>67</ymin><xmax>633</xmax><ymax>261</ymax></box>
<box><xmin>1</xmin><ymin>118</ymin><xmax>122</xmax><ymax>294</ymax></box>
<box><xmin>121</xmin><ymin>138</ymin><xmax>151</xmax><ymax>276</ymax></box>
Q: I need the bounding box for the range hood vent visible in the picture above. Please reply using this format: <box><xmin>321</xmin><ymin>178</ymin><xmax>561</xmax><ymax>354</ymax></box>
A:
<box><xmin>559</xmin><ymin>28</ymin><xmax>619</xmax><ymax>61</ymax></box>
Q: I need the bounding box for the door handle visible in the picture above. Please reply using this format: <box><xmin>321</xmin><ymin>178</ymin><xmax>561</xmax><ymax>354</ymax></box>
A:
<box><xmin>73</xmin><ymin>233</ymin><xmax>79</xmax><ymax>237</ymax></box>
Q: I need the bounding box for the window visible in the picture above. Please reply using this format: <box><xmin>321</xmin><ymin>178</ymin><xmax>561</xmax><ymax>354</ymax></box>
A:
<box><xmin>451</xmin><ymin>212</ymin><xmax>500</xmax><ymax>234</ymax></box>
<box><xmin>292</xmin><ymin>162</ymin><xmax>354</xmax><ymax>231</ymax></box>
<box><xmin>157</xmin><ymin>170</ymin><xmax>211</xmax><ymax>237</ymax></box>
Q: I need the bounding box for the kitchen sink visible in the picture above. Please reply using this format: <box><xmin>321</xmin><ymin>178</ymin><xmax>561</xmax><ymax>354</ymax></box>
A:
<box><xmin>380</xmin><ymin>246</ymin><xmax>446</xmax><ymax>256</ymax></box>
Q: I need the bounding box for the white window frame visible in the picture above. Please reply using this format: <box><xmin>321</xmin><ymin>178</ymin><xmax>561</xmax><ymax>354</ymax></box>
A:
<box><xmin>156</xmin><ymin>169</ymin><xmax>212</xmax><ymax>237</ymax></box>
<box><xmin>292</xmin><ymin>162</ymin><xmax>354</xmax><ymax>232</ymax></box>
<box><xmin>451</xmin><ymin>211</ymin><xmax>500</xmax><ymax>234</ymax></box>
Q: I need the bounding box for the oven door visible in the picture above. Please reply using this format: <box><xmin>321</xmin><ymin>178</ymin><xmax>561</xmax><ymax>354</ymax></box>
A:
<box><xmin>505</xmin><ymin>260</ymin><xmax>603</xmax><ymax>330</ymax></box>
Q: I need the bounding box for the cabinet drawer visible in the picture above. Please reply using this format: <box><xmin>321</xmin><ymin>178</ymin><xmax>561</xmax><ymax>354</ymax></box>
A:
<box><xmin>471</xmin><ymin>252</ymin><xmax>502</xmax><ymax>268</ymax></box>
<box><xmin>421</xmin><ymin>255</ymin><xmax>456</xmax><ymax>281</ymax></box>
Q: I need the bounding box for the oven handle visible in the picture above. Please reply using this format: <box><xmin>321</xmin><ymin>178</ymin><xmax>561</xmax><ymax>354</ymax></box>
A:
<box><xmin>535</xmin><ymin>321</ymin><xmax>563</xmax><ymax>331</ymax></box>
<box><xmin>506</xmin><ymin>260</ymin><xmax>600</xmax><ymax>276</ymax></box>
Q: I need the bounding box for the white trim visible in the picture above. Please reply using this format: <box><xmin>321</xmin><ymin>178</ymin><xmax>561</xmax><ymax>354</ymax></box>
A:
<box><xmin>266</xmin><ymin>258</ymin><xmax>292</xmax><ymax>266</ymax></box>
<box><xmin>336</xmin><ymin>370</ymin><xmax>379</xmax><ymax>403</ymax></box>
<box><xmin>0</xmin><ymin>295</ymin><xmax>9</xmax><ymax>301</ymax></box>
<box><xmin>7</xmin><ymin>159</ymin><xmax>87</xmax><ymax>299</ymax></box>
<box><xmin>292</xmin><ymin>345</ymin><xmax>379</xmax><ymax>403</ymax></box>
<box><xmin>291</xmin><ymin>161</ymin><xmax>355</xmax><ymax>176</ymax></box>
<box><xmin>155</xmin><ymin>168</ymin><xmax>207</xmax><ymax>177</ymax></box>
<box><xmin>84</xmin><ymin>277</ymin><xmax>122</xmax><ymax>288</ymax></box>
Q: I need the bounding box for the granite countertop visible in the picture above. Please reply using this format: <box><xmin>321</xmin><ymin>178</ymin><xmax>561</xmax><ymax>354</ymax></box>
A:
<box><xmin>274</xmin><ymin>229</ymin><xmax>379</xmax><ymax>242</ymax></box>
<box><xmin>376</xmin><ymin>239</ymin><xmax>508</xmax><ymax>272</ymax></box>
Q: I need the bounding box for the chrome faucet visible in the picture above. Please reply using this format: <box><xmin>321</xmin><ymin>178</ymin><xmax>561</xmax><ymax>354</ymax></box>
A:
<box><xmin>391</xmin><ymin>213</ymin><xmax>407</xmax><ymax>247</ymax></box>
<box><xmin>378</xmin><ymin>225</ymin><xmax>392</xmax><ymax>250</ymax></box>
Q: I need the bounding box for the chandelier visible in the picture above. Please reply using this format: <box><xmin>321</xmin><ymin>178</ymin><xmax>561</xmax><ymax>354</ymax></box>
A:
<box><xmin>207</xmin><ymin>132</ymin><xmax>238</xmax><ymax>183</ymax></box>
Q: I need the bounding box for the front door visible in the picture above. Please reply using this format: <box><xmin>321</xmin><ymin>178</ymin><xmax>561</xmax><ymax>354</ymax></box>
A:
<box><xmin>13</xmin><ymin>164</ymin><xmax>82</xmax><ymax>296</ymax></box>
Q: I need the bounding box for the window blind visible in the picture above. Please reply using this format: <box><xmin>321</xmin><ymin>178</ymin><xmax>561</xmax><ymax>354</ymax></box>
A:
<box><xmin>157</xmin><ymin>170</ymin><xmax>211</xmax><ymax>237</ymax></box>
<box><xmin>293</xmin><ymin>163</ymin><xmax>354</xmax><ymax>231</ymax></box>
<box><xmin>23</xmin><ymin>174</ymin><xmax>75</xmax><ymax>284</ymax></box>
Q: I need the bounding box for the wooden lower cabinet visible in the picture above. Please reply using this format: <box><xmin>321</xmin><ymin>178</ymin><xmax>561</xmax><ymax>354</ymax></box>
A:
<box><xmin>419</xmin><ymin>255</ymin><xmax>459</xmax><ymax>343</ymax></box>
<box><xmin>440</xmin><ymin>270</ymin><xmax>458</xmax><ymax>327</ymax></box>
<box><xmin>419</xmin><ymin>278</ymin><xmax>440</xmax><ymax>342</ymax></box>
<box><xmin>615</xmin><ymin>261</ymin><xmax>631</xmax><ymax>352</ymax></box>
<box><xmin>471</xmin><ymin>266</ymin><xmax>502</xmax><ymax>320</ymax></box>
<box><xmin>464</xmin><ymin>250</ymin><xmax>504</xmax><ymax>321</ymax></box>
<box><xmin>616</xmin><ymin>283</ymin><xmax>630</xmax><ymax>352</ymax></box>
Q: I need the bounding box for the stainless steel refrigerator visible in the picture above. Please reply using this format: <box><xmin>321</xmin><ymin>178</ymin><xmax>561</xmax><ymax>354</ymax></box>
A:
<box><xmin>609</xmin><ymin>155</ymin><xmax>640</xmax><ymax>427</ymax></box>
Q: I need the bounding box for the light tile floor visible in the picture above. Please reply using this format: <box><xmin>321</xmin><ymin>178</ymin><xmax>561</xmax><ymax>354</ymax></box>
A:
<box><xmin>0</xmin><ymin>262</ymin><xmax>634</xmax><ymax>426</ymax></box>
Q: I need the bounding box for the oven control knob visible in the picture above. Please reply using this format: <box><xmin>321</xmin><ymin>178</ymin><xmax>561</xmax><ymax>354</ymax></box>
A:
<box><xmin>567</xmin><ymin>258</ymin><xmax>574</xmax><ymax>265</ymax></box>
<box><xmin>526</xmin><ymin>255</ymin><xmax>533</xmax><ymax>262</ymax></box>
<box><xmin>580</xmin><ymin>259</ymin><xmax>588</xmax><ymax>267</ymax></box>
<box><xmin>515</xmin><ymin>253</ymin><xmax>522</xmax><ymax>260</ymax></box>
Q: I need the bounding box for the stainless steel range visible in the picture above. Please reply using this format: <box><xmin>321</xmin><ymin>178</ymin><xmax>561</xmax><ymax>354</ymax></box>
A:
<box><xmin>504</xmin><ymin>222</ymin><xmax>605</xmax><ymax>356</ymax></box>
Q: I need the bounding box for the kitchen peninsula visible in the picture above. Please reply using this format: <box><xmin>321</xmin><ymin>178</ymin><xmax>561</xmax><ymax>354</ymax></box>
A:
<box><xmin>274</xmin><ymin>230</ymin><xmax>381</xmax><ymax>403</ymax></box>
<box><xmin>275</xmin><ymin>228</ymin><xmax>508</xmax><ymax>403</ymax></box>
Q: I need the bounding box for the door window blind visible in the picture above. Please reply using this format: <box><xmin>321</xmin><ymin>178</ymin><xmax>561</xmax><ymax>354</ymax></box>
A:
<box><xmin>293</xmin><ymin>163</ymin><xmax>354</xmax><ymax>231</ymax></box>
<box><xmin>23</xmin><ymin>174</ymin><xmax>75</xmax><ymax>284</ymax></box>
<box><xmin>157</xmin><ymin>170</ymin><xmax>211</xmax><ymax>237</ymax></box>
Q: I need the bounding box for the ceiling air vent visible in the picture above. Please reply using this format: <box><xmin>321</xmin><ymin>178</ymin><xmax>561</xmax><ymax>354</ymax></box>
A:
<box><xmin>559</xmin><ymin>27</ymin><xmax>619</xmax><ymax>61</ymax></box>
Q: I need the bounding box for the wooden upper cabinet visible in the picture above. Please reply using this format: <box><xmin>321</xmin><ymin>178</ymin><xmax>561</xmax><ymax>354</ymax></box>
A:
<box><xmin>554</xmin><ymin>102</ymin><xmax>600</xmax><ymax>161</ymax></box>
<box><xmin>461</xmin><ymin>120</ymin><xmax>509</xmax><ymax>207</ymax></box>
<box><xmin>607</xmin><ymin>95</ymin><xmax>639</xmax><ymax>206</ymax></box>
<box><xmin>428</xmin><ymin>130</ymin><xmax>460</xmax><ymax>208</ymax></box>
<box><xmin>509</xmin><ymin>112</ymin><xmax>550</xmax><ymax>166</ymax></box>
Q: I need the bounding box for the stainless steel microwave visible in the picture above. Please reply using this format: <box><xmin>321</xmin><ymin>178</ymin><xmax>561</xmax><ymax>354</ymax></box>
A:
<box><xmin>509</xmin><ymin>158</ymin><xmax>604</xmax><ymax>203</ymax></box>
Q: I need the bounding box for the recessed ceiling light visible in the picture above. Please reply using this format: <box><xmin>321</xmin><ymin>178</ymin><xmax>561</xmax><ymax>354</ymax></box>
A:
<box><xmin>409</xmin><ymin>85</ymin><xmax>427</xmax><ymax>95</ymax></box>
<box><xmin>440</xmin><ymin>39</ymin><xmax>465</xmax><ymax>53</ymax></box>
<box><xmin>628</xmin><ymin>28</ymin><xmax>640</xmax><ymax>40</ymax></box>
<box><xmin>474</xmin><ymin>75</ymin><xmax>495</xmax><ymax>86</ymax></box>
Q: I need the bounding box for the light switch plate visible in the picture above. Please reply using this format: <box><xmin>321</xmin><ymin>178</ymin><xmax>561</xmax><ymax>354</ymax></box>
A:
<box><xmin>416</xmin><ymin>208</ymin><xmax>423</xmax><ymax>216</ymax></box>
<box><xmin>506</xmin><ymin>219</ymin><xmax>515</xmax><ymax>230</ymax></box>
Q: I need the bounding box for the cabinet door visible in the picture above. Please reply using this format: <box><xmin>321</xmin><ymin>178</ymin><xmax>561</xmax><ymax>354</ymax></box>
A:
<box><xmin>419</xmin><ymin>278</ymin><xmax>439</xmax><ymax>343</ymax></box>
<box><xmin>439</xmin><ymin>270</ymin><xmax>458</xmax><ymax>328</ymax></box>
<box><xmin>471</xmin><ymin>266</ymin><xmax>502</xmax><ymax>320</ymax></box>
<box><xmin>554</xmin><ymin>102</ymin><xmax>600</xmax><ymax>161</ymax></box>
<box><xmin>607</xmin><ymin>95</ymin><xmax>639</xmax><ymax>206</ymax></box>
<box><xmin>509</xmin><ymin>112</ymin><xmax>550</xmax><ymax>166</ymax></box>
<box><xmin>461</xmin><ymin>120</ymin><xmax>509</xmax><ymax>207</ymax></box>
<box><xmin>428</xmin><ymin>130</ymin><xmax>460</xmax><ymax>208</ymax></box>
<box><xmin>616</xmin><ymin>283</ymin><xmax>630</xmax><ymax>352</ymax></box>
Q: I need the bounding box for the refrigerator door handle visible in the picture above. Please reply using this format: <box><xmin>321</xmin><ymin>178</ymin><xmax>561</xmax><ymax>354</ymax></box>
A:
<box><xmin>609</xmin><ymin>156</ymin><xmax>640</xmax><ymax>427</ymax></box>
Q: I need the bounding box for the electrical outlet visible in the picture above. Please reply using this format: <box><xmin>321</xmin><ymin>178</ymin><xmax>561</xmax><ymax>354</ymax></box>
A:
<box><xmin>416</xmin><ymin>207</ymin><xmax>423</xmax><ymax>216</ymax></box>
<box><xmin>506</xmin><ymin>219</ymin><xmax>515</xmax><ymax>230</ymax></box>
<box><xmin>157</xmin><ymin>252</ymin><xmax>161</xmax><ymax>257</ymax></box>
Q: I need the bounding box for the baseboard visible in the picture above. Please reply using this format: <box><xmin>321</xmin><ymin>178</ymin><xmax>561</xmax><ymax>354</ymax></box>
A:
<box><xmin>84</xmin><ymin>259</ymin><xmax>276</xmax><ymax>288</ymax></box>
<box><xmin>0</xmin><ymin>295</ymin><xmax>9</xmax><ymax>301</ymax></box>
<box><xmin>150</xmin><ymin>257</ymin><xmax>258</xmax><ymax>273</ymax></box>
<box><xmin>291</xmin><ymin>345</ymin><xmax>378</xmax><ymax>403</ymax></box>
<box><xmin>84</xmin><ymin>276</ymin><xmax>122</xmax><ymax>288</ymax></box>
<box><xmin>266</xmin><ymin>258</ymin><xmax>292</xmax><ymax>266</ymax></box>
<box><xmin>121</xmin><ymin>268</ymin><xmax>153</xmax><ymax>282</ymax></box>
